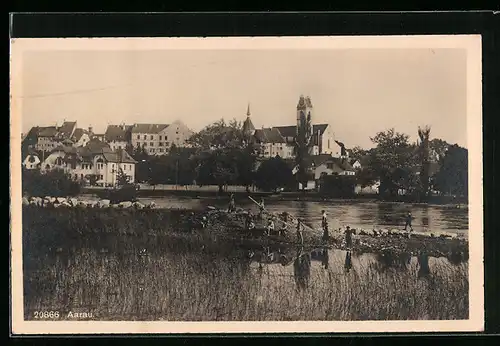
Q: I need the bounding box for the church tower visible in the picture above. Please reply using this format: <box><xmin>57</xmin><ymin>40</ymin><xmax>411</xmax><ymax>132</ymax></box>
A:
<box><xmin>296</xmin><ymin>95</ymin><xmax>313</xmax><ymax>136</ymax></box>
<box><xmin>242</xmin><ymin>103</ymin><xmax>256</xmax><ymax>137</ymax></box>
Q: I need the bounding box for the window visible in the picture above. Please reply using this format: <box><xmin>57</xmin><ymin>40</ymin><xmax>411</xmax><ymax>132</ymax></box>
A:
<box><xmin>328</xmin><ymin>139</ymin><xmax>330</xmax><ymax>149</ymax></box>
<box><xmin>159</xmin><ymin>135</ymin><xmax>162</xmax><ymax>140</ymax></box>
<box><xmin>165</xmin><ymin>142</ymin><xmax>169</xmax><ymax>146</ymax></box>
<box><xmin>144</xmin><ymin>142</ymin><xmax>148</xmax><ymax>146</ymax></box>
<box><xmin>159</xmin><ymin>142</ymin><xmax>163</xmax><ymax>146</ymax></box>
<box><xmin>150</xmin><ymin>135</ymin><xmax>153</xmax><ymax>140</ymax></box>
<box><xmin>81</xmin><ymin>174</ymin><xmax>84</xmax><ymax>179</ymax></box>
<box><xmin>137</xmin><ymin>135</ymin><xmax>140</xmax><ymax>139</ymax></box>
<box><xmin>150</xmin><ymin>142</ymin><xmax>154</xmax><ymax>146</ymax></box>
<box><xmin>159</xmin><ymin>148</ymin><xmax>163</xmax><ymax>152</ymax></box>
<box><xmin>165</xmin><ymin>136</ymin><xmax>168</xmax><ymax>141</ymax></box>
<box><xmin>112</xmin><ymin>164</ymin><xmax>115</xmax><ymax>169</ymax></box>
<box><xmin>143</xmin><ymin>135</ymin><xmax>146</xmax><ymax>140</ymax></box>
<box><xmin>100</xmin><ymin>175</ymin><xmax>103</xmax><ymax>180</ymax></box>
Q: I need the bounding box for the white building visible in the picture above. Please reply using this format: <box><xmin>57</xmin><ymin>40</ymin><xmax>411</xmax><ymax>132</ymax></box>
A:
<box><xmin>244</xmin><ymin>96</ymin><xmax>336</xmax><ymax>159</ymax></box>
<box><xmin>130</xmin><ymin>120</ymin><xmax>193</xmax><ymax>155</ymax></box>
<box><xmin>40</xmin><ymin>144</ymin><xmax>137</xmax><ymax>187</ymax></box>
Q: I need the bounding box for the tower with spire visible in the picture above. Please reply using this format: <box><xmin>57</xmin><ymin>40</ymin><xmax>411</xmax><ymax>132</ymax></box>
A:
<box><xmin>242</xmin><ymin>103</ymin><xmax>256</xmax><ymax>137</ymax></box>
<box><xmin>296</xmin><ymin>95</ymin><xmax>314</xmax><ymax>137</ymax></box>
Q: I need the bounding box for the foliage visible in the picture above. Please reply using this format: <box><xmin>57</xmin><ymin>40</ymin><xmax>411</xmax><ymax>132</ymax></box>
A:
<box><xmin>319</xmin><ymin>174</ymin><xmax>356</xmax><ymax>198</ymax></box>
<box><xmin>368</xmin><ymin>128</ymin><xmax>418</xmax><ymax>197</ymax></box>
<box><xmin>254</xmin><ymin>156</ymin><xmax>294</xmax><ymax>192</ymax></box>
<box><xmin>116</xmin><ymin>168</ymin><xmax>130</xmax><ymax>187</ymax></box>
<box><xmin>195</xmin><ymin>149</ymin><xmax>239</xmax><ymax>192</ymax></box>
<box><xmin>294</xmin><ymin>110</ymin><xmax>313</xmax><ymax>191</ymax></box>
<box><xmin>429</xmin><ymin>138</ymin><xmax>450</xmax><ymax>162</ymax></box>
<box><xmin>86</xmin><ymin>174</ymin><xmax>99</xmax><ymax>186</ymax></box>
<box><xmin>434</xmin><ymin>144</ymin><xmax>468</xmax><ymax>197</ymax></box>
<box><xmin>22</xmin><ymin>168</ymin><xmax>81</xmax><ymax>197</ymax></box>
<box><xmin>417</xmin><ymin>125</ymin><xmax>431</xmax><ymax>201</ymax></box>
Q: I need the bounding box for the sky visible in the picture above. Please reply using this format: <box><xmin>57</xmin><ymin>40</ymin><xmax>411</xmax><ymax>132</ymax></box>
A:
<box><xmin>19</xmin><ymin>47</ymin><xmax>467</xmax><ymax>149</ymax></box>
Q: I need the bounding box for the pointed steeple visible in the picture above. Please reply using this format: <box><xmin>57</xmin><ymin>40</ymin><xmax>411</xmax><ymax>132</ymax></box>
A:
<box><xmin>242</xmin><ymin>103</ymin><xmax>255</xmax><ymax>136</ymax></box>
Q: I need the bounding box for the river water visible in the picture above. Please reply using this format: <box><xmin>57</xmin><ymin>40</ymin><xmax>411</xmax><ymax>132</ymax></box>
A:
<box><xmin>100</xmin><ymin>195</ymin><xmax>469</xmax><ymax>237</ymax></box>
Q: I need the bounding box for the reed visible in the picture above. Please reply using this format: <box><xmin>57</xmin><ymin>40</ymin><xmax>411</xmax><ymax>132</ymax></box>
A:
<box><xmin>22</xmin><ymin>206</ymin><xmax>469</xmax><ymax>321</ymax></box>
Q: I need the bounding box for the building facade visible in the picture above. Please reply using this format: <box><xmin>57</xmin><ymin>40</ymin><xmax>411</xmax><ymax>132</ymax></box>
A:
<box><xmin>130</xmin><ymin>120</ymin><xmax>193</xmax><ymax>155</ymax></box>
<box><xmin>104</xmin><ymin>124</ymin><xmax>132</xmax><ymax>151</ymax></box>
<box><xmin>40</xmin><ymin>145</ymin><xmax>136</xmax><ymax>187</ymax></box>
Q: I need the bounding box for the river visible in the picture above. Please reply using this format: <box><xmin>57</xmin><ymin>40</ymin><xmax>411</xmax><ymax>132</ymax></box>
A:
<box><xmin>81</xmin><ymin>195</ymin><xmax>469</xmax><ymax>237</ymax></box>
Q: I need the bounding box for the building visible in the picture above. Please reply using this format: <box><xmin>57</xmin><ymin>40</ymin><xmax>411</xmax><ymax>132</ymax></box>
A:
<box><xmin>30</xmin><ymin>121</ymin><xmax>78</xmax><ymax>152</ymax></box>
<box><xmin>71</xmin><ymin>128</ymin><xmax>92</xmax><ymax>147</ymax></box>
<box><xmin>130</xmin><ymin>120</ymin><xmax>193</xmax><ymax>155</ymax></box>
<box><xmin>40</xmin><ymin>144</ymin><xmax>136</xmax><ymax>187</ymax></box>
<box><xmin>245</xmin><ymin>96</ymin><xmax>336</xmax><ymax>159</ymax></box>
<box><xmin>104</xmin><ymin>124</ymin><xmax>132</xmax><ymax>151</ymax></box>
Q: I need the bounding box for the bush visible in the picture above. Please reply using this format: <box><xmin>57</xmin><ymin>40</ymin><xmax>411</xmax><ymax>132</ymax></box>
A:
<box><xmin>22</xmin><ymin>168</ymin><xmax>82</xmax><ymax>197</ymax></box>
<box><xmin>98</xmin><ymin>183</ymin><xmax>138</xmax><ymax>204</ymax></box>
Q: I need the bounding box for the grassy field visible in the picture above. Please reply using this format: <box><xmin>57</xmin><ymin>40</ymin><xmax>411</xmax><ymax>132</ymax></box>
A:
<box><xmin>22</xmin><ymin>206</ymin><xmax>469</xmax><ymax>321</ymax></box>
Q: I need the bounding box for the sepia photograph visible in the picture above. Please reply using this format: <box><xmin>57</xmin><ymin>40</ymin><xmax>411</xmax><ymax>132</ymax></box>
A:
<box><xmin>10</xmin><ymin>36</ymin><xmax>483</xmax><ymax>334</ymax></box>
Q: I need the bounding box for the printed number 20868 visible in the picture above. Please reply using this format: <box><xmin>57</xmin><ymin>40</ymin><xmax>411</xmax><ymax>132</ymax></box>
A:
<box><xmin>34</xmin><ymin>311</ymin><xmax>60</xmax><ymax>319</ymax></box>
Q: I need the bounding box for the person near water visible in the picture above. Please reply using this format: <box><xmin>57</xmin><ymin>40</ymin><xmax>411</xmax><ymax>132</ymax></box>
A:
<box><xmin>322</xmin><ymin>223</ymin><xmax>329</xmax><ymax>243</ymax></box>
<box><xmin>345</xmin><ymin>226</ymin><xmax>355</xmax><ymax>250</ymax></box>
<box><xmin>200</xmin><ymin>215</ymin><xmax>207</xmax><ymax>229</ymax></box>
<box><xmin>404</xmin><ymin>211</ymin><xmax>414</xmax><ymax>232</ymax></box>
<box><xmin>258</xmin><ymin>198</ymin><xmax>265</xmax><ymax>219</ymax></box>
<box><xmin>266</xmin><ymin>218</ymin><xmax>275</xmax><ymax>236</ymax></box>
<box><xmin>228</xmin><ymin>194</ymin><xmax>236</xmax><ymax>213</ymax></box>
<box><xmin>279</xmin><ymin>212</ymin><xmax>288</xmax><ymax>237</ymax></box>
<box><xmin>321</xmin><ymin>210</ymin><xmax>328</xmax><ymax>229</ymax></box>
<box><xmin>245</xmin><ymin>209</ymin><xmax>255</xmax><ymax>230</ymax></box>
<box><xmin>296</xmin><ymin>219</ymin><xmax>304</xmax><ymax>245</ymax></box>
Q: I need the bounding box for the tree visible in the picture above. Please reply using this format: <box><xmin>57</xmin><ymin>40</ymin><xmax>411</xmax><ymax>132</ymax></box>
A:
<box><xmin>429</xmin><ymin>138</ymin><xmax>450</xmax><ymax>162</ymax></box>
<box><xmin>368</xmin><ymin>128</ymin><xmax>417</xmax><ymax>197</ymax></box>
<box><xmin>116</xmin><ymin>168</ymin><xmax>131</xmax><ymax>187</ymax></box>
<box><xmin>434</xmin><ymin>144</ymin><xmax>468</xmax><ymax>197</ymax></box>
<box><xmin>348</xmin><ymin>146</ymin><xmax>368</xmax><ymax>161</ymax></box>
<box><xmin>294</xmin><ymin>110</ymin><xmax>313</xmax><ymax>192</ymax></box>
<box><xmin>22</xmin><ymin>168</ymin><xmax>81</xmax><ymax>197</ymax></box>
<box><xmin>189</xmin><ymin>118</ymin><xmax>260</xmax><ymax>192</ymax></box>
<box><xmin>86</xmin><ymin>174</ymin><xmax>99</xmax><ymax>186</ymax></box>
<box><xmin>417</xmin><ymin>125</ymin><xmax>431</xmax><ymax>201</ymax></box>
<box><xmin>255</xmin><ymin>156</ymin><xmax>294</xmax><ymax>192</ymax></box>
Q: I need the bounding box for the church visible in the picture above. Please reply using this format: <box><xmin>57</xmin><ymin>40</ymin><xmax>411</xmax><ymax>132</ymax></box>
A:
<box><xmin>242</xmin><ymin>95</ymin><xmax>339</xmax><ymax>159</ymax></box>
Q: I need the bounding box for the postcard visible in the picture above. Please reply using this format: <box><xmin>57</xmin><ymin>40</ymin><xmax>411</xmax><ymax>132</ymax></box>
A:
<box><xmin>10</xmin><ymin>35</ymin><xmax>483</xmax><ymax>334</ymax></box>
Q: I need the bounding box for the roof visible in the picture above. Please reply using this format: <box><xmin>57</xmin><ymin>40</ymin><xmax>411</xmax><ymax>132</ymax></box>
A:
<box><xmin>130</xmin><ymin>123</ymin><xmax>169</xmax><ymax>134</ymax></box>
<box><xmin>58</xmin><ymin>121</ymin><xmax>77</xmax><ymax>138</ymax></box>
<box><xmin>85</xmin><ymin>138</ymin><xmax>111</xmax><ymax>153</ymax></box>
<box><xmin>329</xmin><ymin>157</ymin><xmax>355</xmax><ymax>171</ymax></box>
<box><xmin>105</xmin><ymin>125</ymin><xmax>132</xmax><ymax>142</ymax></box>
<box><xmin>254</xmin><ymin>128</ymin><xmax>286</xmax><ymax>144</ymax></box>
<box><xmin>274</xmin><ymin>125</ymin><xmax>296</xmax><ymax>138</ymax></box>
<box><xmin>242</xmin><ymin>116</ymin><xmax>255</xmax><ymax>134</ymax></box>
<box><xmin>38</xmin><ymin>126</ymin><xmax>58</xmax><ymax>137</ymax></box>
<box><xmin>101</xmin><ymin>149</ymin><xmax>137</xmax><ymax>164</ymax></box>
<box><xmin>312</xmin><ymin>124</ymin><xmax>328</xmax><ymax>135</ymax></box>
<box><xmin>72</xmin><ymin>128</ymin><xmax>89</xmax><ymax>141</ymax></box>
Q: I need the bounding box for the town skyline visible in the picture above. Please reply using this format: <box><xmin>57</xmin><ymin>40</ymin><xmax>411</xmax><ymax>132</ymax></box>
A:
<box><xmin>20</xmin><ymin>47</ymin><xmax>467</xmax><ymax>149</ymax></box>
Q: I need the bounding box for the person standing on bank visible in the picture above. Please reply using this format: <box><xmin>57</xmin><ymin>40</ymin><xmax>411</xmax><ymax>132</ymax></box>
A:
<box><xmin>345</xmin><ymin>226</ymin><xmax>355</xmax><ymax>250</ymax></box>
<box><xmin>258</xmin><ymin>198</ymin><xmax>265</xmax><ymax>219</ymax></box>
<box><xmin>228</xmin><ymin>194</ymin><xmax>236</xmax><ymax>213</ymax></box>
<box><xmin>321</xmin><ymin>210</ymin><xmax>329</xmax><ymax>243</ymax></box>
<box><xmin>296</xmin><ymin>219</ymin><xmax>304</xmax><ymax>245</ymax></box>
<box><xmin>404</xmin><ymin>211</ymin><xmax>414</xmax><ymax>232</ymax></box>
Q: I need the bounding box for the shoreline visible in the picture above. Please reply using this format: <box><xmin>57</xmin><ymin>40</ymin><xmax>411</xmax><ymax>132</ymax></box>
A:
<box><xmin>22</xmin><ymin>206</ymin><xmax>469</xmax><ymax>261</ymax></box>
<box><xmin>80</xmin><ymin>188</ymin><xmax>468</xmax><ymax>208</ymax></box>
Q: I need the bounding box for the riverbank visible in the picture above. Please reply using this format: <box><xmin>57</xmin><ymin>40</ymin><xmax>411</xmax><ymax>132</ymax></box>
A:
<box><xmin>22</xmin><ymin>206</ymin><xmax>468</xmax><ymax>260</ymax></box>
<box><xmin>82</xmin><ymin>186</ymin><xmax>468</xmax><ymax>207</ymax></box>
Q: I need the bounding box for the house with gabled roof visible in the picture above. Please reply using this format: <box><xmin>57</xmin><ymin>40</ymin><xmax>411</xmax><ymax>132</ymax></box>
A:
<box><xmin>105</xmin><ymin>124</ymin><xmax>132</xmax><ymax>151</ymax></box>
<box><xmin>244</xmin><ymin>96</ymin><xmax>336</xmax><ymax>159</ymax></box>
<box><xmin>40</xmin><ymin>143</ymin><xmax>137</xmax><ymax>187</ymax></box>
<box><xmin>71</xmin><ymin>127</ymin><xmax>92</xmax><ymax>147</ymax></box>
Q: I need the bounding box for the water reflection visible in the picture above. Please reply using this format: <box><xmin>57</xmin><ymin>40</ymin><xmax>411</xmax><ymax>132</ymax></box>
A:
<box><xmin>293</xmin><ymin>247</ymin><xmax>311</xmax><ymax>290</ymax></box>
<box><xmin>129</xmin><ymin>196</ymin><xmax>468</xmax><ymax>236</ymax></box>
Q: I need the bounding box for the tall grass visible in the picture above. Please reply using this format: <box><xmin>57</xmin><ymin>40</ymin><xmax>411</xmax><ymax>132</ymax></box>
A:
<box><xmin>22</xmin><ymin>206</ymin><xmax>469</xmax><ymax>321</ymax></box>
